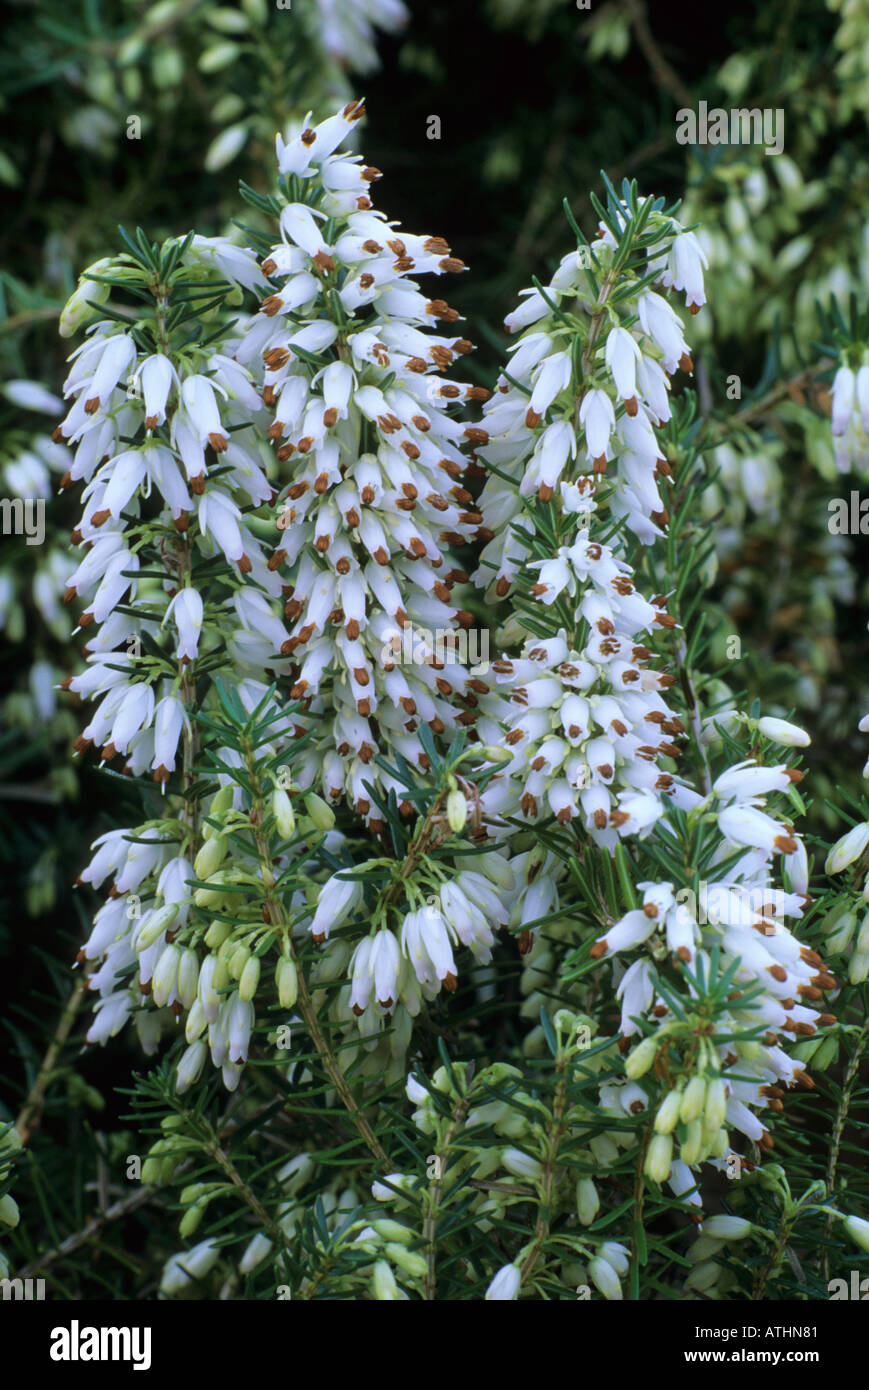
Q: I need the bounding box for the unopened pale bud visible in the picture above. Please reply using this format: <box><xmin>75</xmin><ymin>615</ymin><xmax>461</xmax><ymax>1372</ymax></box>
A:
<box><xmin>446</xmin><ymin>788</ymin><xmax>468</xmax><ymax>832</ymax></box>
<box><xmin>588</xmin><ymin>1256</ymin><xmax>622</xmax><ymax>1301</ymax></box>
<box><xmin>844</xmin><ymin>1215</ymin><xmax>869</xmax><ymax>1254</ymax></box>
<box><xmin>272</xmin><ymin>787</ymin><xmax>295</xmax><ymax>839</ymax></box>
<box><xmin>576</xmin><ymin>1177</ymin><xmax>600</xmax><ymax>1226</ymax></box>
<box><xmin>372</xmin><ymin>1259</ymin><xmax>400</xmax><ymax>1300</ymax></box>
<box><xmin>826</xmin><ymin>823</ymin><xmax>869</xmax><ymax>875</ymax></box>
<box><xmin>705</xmin><ymin>1078</ymin><xmax>727</xmax><ymax>1130</ymax></box>
<box><xmin>757</xmin><ymin>716</ymin><xmax>810</xmax><ymax>748</ymax></box>
<box><xmin>654</xmin><ymin>1089</ymin><xmax>682</xmax><ymax>1135</ymax></box>
<box><xmin>644</xmin><ymin>1132</ymin><xmax>673</xmax><ymax>1183</ymax></box>
<box><xmin>305</xmin><ymin>793</ymin><xmax>335</xmax><ymax>831</ymax></box>
<box><xmin>849</xmin><ymin>949</ymin><xmax>869</xmax><ymax>985</ymax></box>
<box><xmin>680</xmin><ymin>1117</ymin><xmax>704</xmax><ymax>1165</ymax></box>
<box><xmin>624</xmin><ymin>1035</ymin><xmax>657</xmax><ymax>1079</ymax></box>
<box><xmin>703</xmin><ymin>1215</ymin><xmax>752</xmax><ymax>1240</ymax></box>
<box><xmin>485</xmin><ymin>1262</ymin><xmax>521</xmax><ymax>1301</ymax></box>
<box><xmin>239</xmin><ymin>955</ymin><xmax>261</xmax><ymax>1001</ymax></box>
<box><xmin>385</xmin><ymin>1243</ymin><xmax>426</xmax><ymax>1280</ymax></box>
<box><xmin>276</xmin><ymin>956</ymin><xmax>298</xmax><ymax>1008</ymax></box>
<box><xmin>195</xmin><ymin>835</ymin><xmax>227</xmax><ymax>880</ymax></box>
<box><xmin>679</xmin><ymin>1076</ymin><xmax>707</xmax><ymax>1125</ymax></box>
<box><xmin>134</xmin><ymin>902</ymin><xmax>177</xmax><ymax>952</ymax></box>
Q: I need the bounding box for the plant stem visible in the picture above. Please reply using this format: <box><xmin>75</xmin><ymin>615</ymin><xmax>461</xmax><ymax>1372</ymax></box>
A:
<box><xmin>246</xmin><ymin>756</ymin><xmax>390</xmax><ymax>1171</ymax></box>
<box><xmin>822</xmin><ymin>1017</ymin><xmax>869</xmax><ymax>1282</ymax></box>
<box><xmin>15</xmin><ymin>976</ymin><xmax>87</xmax><ymax>1143</ymax></box>
<box><xmin>518</xmin><ymin>1048</ymin><xmax>569</xmax><ymax>1289</ymax></box>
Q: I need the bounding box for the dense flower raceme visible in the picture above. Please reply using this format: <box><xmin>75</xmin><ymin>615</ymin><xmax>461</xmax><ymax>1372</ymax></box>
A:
<box><xmin>234</xmin><ymin>98</ymin><xmax>492</xmax><ymax>828</ymax></box>
<box><xmin>54</xmin><ymin>211</ymin><xmax>306</xmax><ymax>1078</ymax></box>
<box><xmin>460</xmin><ymin>190</ymin><xmax>842</xmax><ymax>1199</ymax></box>
<box><xmin>471</xmin><ymin>198</ymin><xmax>708</xmax><ymax>843</ymax></box>
<box><xmin>62</xmin><ymin>102</ymin><xmax>534</xmax><ymax>1086</ymax></box>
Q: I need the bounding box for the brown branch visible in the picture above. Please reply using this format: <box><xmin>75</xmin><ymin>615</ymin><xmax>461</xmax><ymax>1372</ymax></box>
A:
<box><xmin>15</xmin><ymin>977</ymin><xmax>87</xmax><ymax>1144</ymax></box>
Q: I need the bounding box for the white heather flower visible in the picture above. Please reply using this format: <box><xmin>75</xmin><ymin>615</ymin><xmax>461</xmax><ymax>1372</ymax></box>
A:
<box><xmin>756</xmin><ymin>715</ymin><xmax>810</xmax><ymax>747</ymax></box>
<box><xmin>139</xmin><ymin>354</ymin><xmax>177</xmax><ymax>429</ymax></box>
<box><xmin>605</xmin><ymin>327</ymin><xmax>642</xmax><ymax>408</ymax></box>
<box><xmin>831</xmin><ymin>365</ymin><xmax>856</xmax><ymax>436</ymax></box>
<box><xmin>588</xmin><ymin>1256</ymin><xmax>623</xmax><ymax>1301</ymax></box>
<box><xmin>843</xmin><ymin>1215</ymin><xmax>869</xmax><ymax>1254</ymax></box>
<box><xmin>825</xmin><ymin>823</ymin><xmax>869</xmax><ymax>874</ymax></box>
<box><xmin>501</xmin><ymin>1148</ymin><xmax>543</xmax><ymax>1180</ymax></box>
<box><xmin>160</xmin><ymin>1239</ymin><xmax>220</xmax><ymax>1295</ymax></box>
<box><xmin>3</xmin><ymin>379</ymin><xmax>63</xmax><ymax>414</ymax></box>
<box><xmin>310</xmin><ymin>871</ymin><xmax>364</xmax><ymax>940</ymax></box>
<box><xmin>400</xmin><ymin>907</ymin><xmax>458</xmax><ymax>994</ymax></box>
<box><xmin>485</xmin><ymin>1263</ymin><xmax>521</xmax><ymax>1301</ymax></box>
<box><xmin>637</xmin><ymin>292</ymin><xmax>690</xmax><ymax>374</ymax></box>
<box><xmin>667</xmin><ymin>231</ymin><xmax>708</xmax><ymax>311</ymax></box>
<box><xmin>579</xmin><ymin>388</ymin><xmax>615</xmax><ymax>465</ymax></box>
<box><xmin>165</xmin><ymin>588</ymin><xmax>204</xmax><ymax>662</ymax></box>
<box><xmin>153</xmin><ymin>694</ymin><xmax>189</xmax><ymax>784</ymax></box>
<box><xmin>856</xmin><ymin>365</ymin><xmax>869</xmax><ymax>432</ymax></box>
<box><xmin>718</xmin><ymin>805</ymin><xmax>798</xmax><ymax>856</ymax></box>
<box><xmin>701</xmin><ymin>1215</ymin><xmax>752</xmax><ymax>1241</ymax></box>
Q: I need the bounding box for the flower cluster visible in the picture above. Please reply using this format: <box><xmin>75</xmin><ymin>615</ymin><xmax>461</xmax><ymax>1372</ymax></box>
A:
<box><xmin>231</xmin><ymin>101</ymin><xmax>490</xmax><ymax>830</ymax></box>
<box><xmin>830</xmin><ymin>359</ymin><xmax>869</xmax><ymax>472</ymax></box>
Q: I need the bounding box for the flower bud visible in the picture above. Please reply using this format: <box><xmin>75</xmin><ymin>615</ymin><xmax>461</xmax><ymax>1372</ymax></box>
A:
<box><xmin>151</xmin><ymin>943</ymin><xmax>180</xmax><ymax>1008</ymax></box>
<box><xmin>679</xmin><ymin>1076</ymin><xmax>707</xmax><ymax>1125</ymax></box>
<box><xmin>654</xmin><ymin>1089</ymin><xmax>683</xmax><ymax>1135</ymax></box>
<box><xmin>680</xmin><ymin>1118</ymin><xmax>704</xmax><ymax>1165</ymax></box>
<box><xmin>177</xmin><ymin>948</ymin><xmax>199</xmax><ymax>1010</ymax></box>
<box><xmin>844</xmin><ymin>1215</ymin><xmax>869</xmax><ymax>1254</ymax></box>
<box><xmin>202</xmin><ymin>785</ymin><xmax>234</xmax><ymax>839</ymax></box>
<box><xmin>757</xmin><ymin>716</ymin><xmax>810</xmax><ymax>748</ymax></box>
<box><xmin>485</xmin><ymin>1263</ymin><xmax>521</xmax><ymax>1301</ymax></box>
<box><xmin>59</xmin><ymin>261</ymin><xmax>112</xmax><ymax>337</ymax></box>
<box><xmin>239</xmin><ymin>1233</ymin><xmax>273</xmax><ymax>1274</ymax></box>
<box><xmin>185</xmin><ymin>999</ymin><xmax>207</xmax><ymax>1043</ymax></box>
<box><xmin>825</xmin><ymin>908</ymin><xmax>857</xmax><ymax>955</ymax></box>
<box><xmin>179</xmin><ymin>1201</ymin><xmax>205</xmax><ymax>1239</ymax></box>
<box><xmin>205</xmin><ymin>918</ymin><xmax>232</xmax><ymax>950</ymax></box>
<box><xmin>825</xmin><ymin>823</ymin><xmax>869</xmax><ymax>875</ymax></box>
<box><xmin>194</xmin><ymin>835</ymin><xmax>227</xmax><ymax>881</ymax></box>
<box><xmin>385</xmin><ymin>1243</ymin><xmax>427</xmax><ymax>1281</ymax></box>
<box><xmin>305</xmin><ymin>793</ymin><xmax>335</xmax><ymax>831</ymax></box>
<box><xmin>160</xmin><ymin>1239</ymin><xmax>219</xmax><ymax>1294</ymax></box>
<box><xmin>685</xmin><ymin>1260</ymin><xmax>720</xmax><ymax>1291</ymax></box>
<box><xmin>702</xmin><ymin>1215</ymin><xmax>752</xmax><ymax>1241</ymax></box>
<box><xmin>705</xmin><ymin>1077</ymin><xmax>727</xmax><ymax>1131</ymax></box>
<box><xmin>644</xmin><ymin>1132</ymin><xmax>673</xmax><ymax>1183</ymax></box>
<box><xmin>176</xmin><ymin>1040</ymin><xmax>207</xmax><ymax>1095</ymax></box>
<box><xmin>849</xmin><ymin>949</ymin><xmax>869</xmax><ymax>985</ymax></box>
<box><xmin>576</xmin><ymin>1177</ymin><xmax>600</xmax><ymax>1226</ymax></box>
<box><xmin>276</xmin><ymin>956</ymin><xmax>298</xmax><ymax>1008</ymax></box>
<box><xmin>372</xmin><ymin>1259</ymin><xmax>400</xmax><ymax>1300</ymax></box>
<box><xmin>812</xmin><ymin>1033</ymin><xmax>839</xmax><ymax>1070</ymax></box>
<box><xmin>133</xmin><ymin>902</ymin><xmax>177</xmax><ymax>952</ymax></box>
<box><xmin>624</xmin><ymin>1035</ymin><xmax>657</xmax><ymax>1079</ymax></box>
<box><xmin>0</xmin><ymin>1194</ymin><xmax>20</xmax><ymax>1228</ymax></box>
<box><xmin>479</xmin><ymin>746</ymin><xmax>513</xmax><ymax>764</ymax></box>
<box><xmin>229</xmin><ymin>942</ymin><xmax>250</xmax><ymax>981</ymax></box>
<box><xmin>588</xmin><ymin>1256</ymin><xmax>622</xmax><ymax>1301</ymax></box>
<box><xmin>239</xmin><ymin>954</ymin><xmax>261</xmax><ymax>1001</ymax></box>
<box><xmin>272</xmin><ymin>787</ymin><xmax>296</xmax><ymax>839</ymax></box>
<box><xmin>446</xmin><ymin>787</ymin><xmax>468</xmax><ymax>832</ymax></box>
<box><xmin>501</xmin><ymin>1148</ymin><xmax>543</xmax><ymax>1180</ymax></box>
